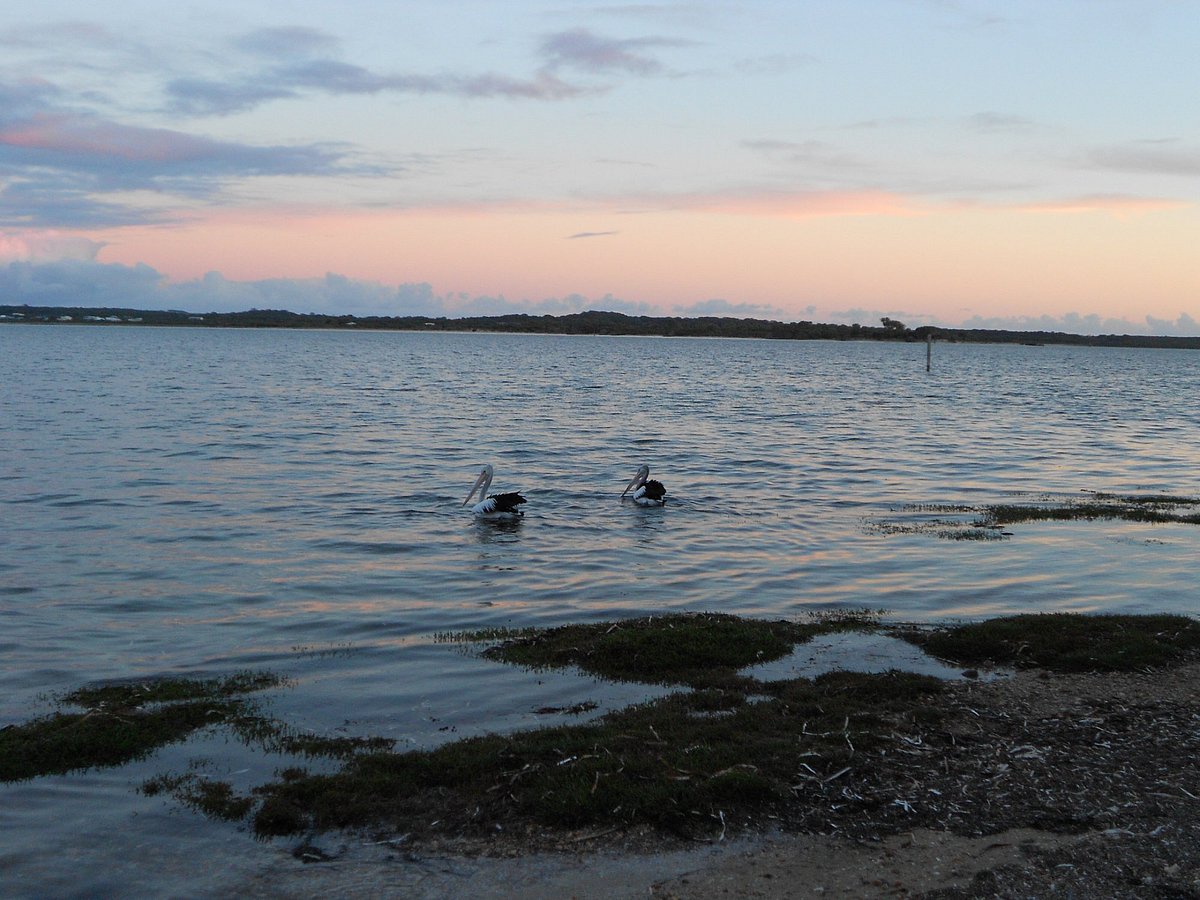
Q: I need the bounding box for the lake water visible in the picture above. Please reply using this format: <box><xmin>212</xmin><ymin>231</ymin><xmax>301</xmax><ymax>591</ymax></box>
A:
<box><xmin>2</xmin><ymin>324</ymin><xmax>1199</xmax><ymax>895</ymax></box>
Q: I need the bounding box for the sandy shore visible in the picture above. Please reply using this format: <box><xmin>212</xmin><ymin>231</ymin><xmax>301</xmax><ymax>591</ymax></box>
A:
<box><xmin>232</xmin><ymin>662</ymin><xmax>1200</xmax><ymax>898</ymax></box>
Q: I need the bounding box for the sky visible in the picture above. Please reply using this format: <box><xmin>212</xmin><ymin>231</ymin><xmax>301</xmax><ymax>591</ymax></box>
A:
<box><xmin>1</xmin><ymin>1</ymin><xmax>1198</xmax><ymax>335</ymax></box>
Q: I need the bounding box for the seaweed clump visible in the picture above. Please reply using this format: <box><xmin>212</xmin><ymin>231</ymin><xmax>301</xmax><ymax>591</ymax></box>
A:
<box><xmin>480</xmin><ymin>611</ymin><xmax>873</xmax><ymax>688</ymax></box>
<box><xmin>15</xmin><ymin>612</ymin><xmax>1200</xmax><ymax>853</ymax></box>
<box><xmin>906</xmin><ymin>613</ymin><xmax>1200</xmax><ymax>672</ymax></box>
<box><xmin>143</xmin><ymin>774</ymin><xmax>256</xmax><ymax>821</ymax></box>
<box><xmin>872</xmin><ymin>492</ymin><xmax>1200</xmax><ymax>541</ymax></box>
<box><xmin>251</xmin><ymin>611</ymin><xmax>1200</xmax><ymax>840</ymax></box>
<box><xmin>251</xmin><ymin>669</ymin><xmax>944</xmax><ymax>840</ymax></box>
<box><xmin>0</xmin><ymin>672</ymin><xmax>283</xmax><ymax>783</ymax></box>
<box><xmin>981</xmin><ymin>493</ymin><xmax>1200</xmax><ymax>528</ymax></box>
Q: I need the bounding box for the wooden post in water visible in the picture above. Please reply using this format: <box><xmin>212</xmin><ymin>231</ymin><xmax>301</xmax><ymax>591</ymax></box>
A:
<box><xmin>926</xmin><ymin>333</ymin><xmax>932</xmax><ymax>372</ymax></box>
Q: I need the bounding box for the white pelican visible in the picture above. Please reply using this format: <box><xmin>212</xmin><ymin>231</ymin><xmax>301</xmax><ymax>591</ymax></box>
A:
<box><xmin>621</xmin><ymin>464</ymin><xmax>666</xmax><ymax>506</ymax></box>
<box><xmin>462</xmin><ymin>464</ymin><xmax>527</xmax><ymax>519</ymax></box>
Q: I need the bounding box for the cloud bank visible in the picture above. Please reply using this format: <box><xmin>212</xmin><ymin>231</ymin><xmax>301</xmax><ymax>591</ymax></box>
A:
<box><xmin>0</xmin><ymin>79</ymin><xmax>369</xmax><ymax>228</ymax></box>
<box><xmin>0</xmin><ymin>256</ymin><xmax>656</xmax><ymax>318</ymax></box>
<box><xmin>162</xmin><ymin>25</ymin><xmax>682</xmax><ymax>117</ymax></box>
<box><xmin>3</xmin><ymin>255</ymin><xmax>1195</xmax><ymax>336</ymax></box>
<box><xmin>824</xmin><ymin>306</ymin><xmax>1200</xmax><ymax>337</ymax></box>
<box><xmin>959</xmin><ymin>311</ymin><xmax>1200</xmax><ymax>338</ymax></box>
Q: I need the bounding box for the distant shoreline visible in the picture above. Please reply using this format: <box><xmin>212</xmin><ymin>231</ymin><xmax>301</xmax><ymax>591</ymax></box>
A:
<box><xmin>3</xmin><ymin>303</ymin><xmax>1199</xmax><ymax>350</ymax></box>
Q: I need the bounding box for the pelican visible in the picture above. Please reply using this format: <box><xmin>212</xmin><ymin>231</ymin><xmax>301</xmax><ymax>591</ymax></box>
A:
<box><xmin>621</xmin><ymin>464</ymin><xmax>666</xmax><ymax>506</ymax></box>
<box><xmin>462</xmin><ymin>464</ymin><xmax>527</xmax><ymax>519</ymax></box>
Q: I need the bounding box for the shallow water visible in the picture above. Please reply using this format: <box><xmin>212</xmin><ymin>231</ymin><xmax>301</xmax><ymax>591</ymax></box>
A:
<box><xmin>2</xmin><ymin>324</ymin><xmax>1198</xmax><ymax>894</ymax></box>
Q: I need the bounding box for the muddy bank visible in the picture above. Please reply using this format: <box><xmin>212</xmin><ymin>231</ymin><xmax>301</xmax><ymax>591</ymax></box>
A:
<box><xmin>231</xmin><ymin>660</ymin><xmax>1200</xmax><ymax>898</ymax></box>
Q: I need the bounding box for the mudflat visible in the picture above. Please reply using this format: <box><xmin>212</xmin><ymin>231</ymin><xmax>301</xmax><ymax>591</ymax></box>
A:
<box><xmin>237</xmin><ymin>661</ymin><xmax>1200</xmax><ymax>898</ymax></box>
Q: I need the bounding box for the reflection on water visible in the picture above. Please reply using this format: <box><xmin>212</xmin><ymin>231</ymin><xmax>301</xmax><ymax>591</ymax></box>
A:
<box><xmin>2</xmin><ymin>325</ymin><xmax>1199</xmax><ymax>894</ymax></box>
<box><xmin>740</xmin><ymin>630</ymin><xmax>999</xmax><ymax>682</ymax></box>
<box><xmin>472</xmin><ymin>517</ymin><xmax>525</xmax><ymax>543</ymax></box>
<box><xmin>3</xmin><ymin>326</ymin><xmax>1198</xmax><ymax>699</ymax></box>
<box><xmin>628</xmin><ymin>507</ymin><xmax>668</xmax><ymax>542</ymax></box>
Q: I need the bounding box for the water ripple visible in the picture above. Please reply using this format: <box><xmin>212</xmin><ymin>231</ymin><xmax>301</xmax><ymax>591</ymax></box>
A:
<box><xmin>3</xmin><ymin>326</ymin><xmax>1199</xmax><ymax>750</ymax></box>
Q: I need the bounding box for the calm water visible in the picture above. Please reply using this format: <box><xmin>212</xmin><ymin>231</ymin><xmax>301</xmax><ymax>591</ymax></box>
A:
<box><xmin>2</xmin><ymin>324</ymin><xmax>1199</xmax><ymax>894</ymax></box>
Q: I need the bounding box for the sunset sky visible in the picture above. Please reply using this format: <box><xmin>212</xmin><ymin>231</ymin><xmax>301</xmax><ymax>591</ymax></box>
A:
<box><xmin>1</xmin><ymin>1</ymin><xmax>1197</xmax><ymax>334</ymax></box>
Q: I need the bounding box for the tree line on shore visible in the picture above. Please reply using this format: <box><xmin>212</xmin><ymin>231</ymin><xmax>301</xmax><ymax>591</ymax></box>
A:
<box><xmin>3</xmin><ymin>303</ymin><xmax>1197</xmax><ymax>350</ymax></box>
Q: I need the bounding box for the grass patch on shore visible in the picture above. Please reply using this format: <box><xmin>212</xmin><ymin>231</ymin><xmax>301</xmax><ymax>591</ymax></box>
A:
<box><xmin>251</xmin><ymin>610</ymin><xmax>1200</xmax><ymax>839</ymax></box>
<box><xmin>251</xmin><ymin>669</ymin><xmax>944</xmax><ymax>839</ymax></box>
<box><xmin>12</xmin><ymin>611</ymin><xmax>1200</xmax><ymax>845</ymax></box>
<box><xmin>62</xmin><ymin>671</ymin><xmax>283</xmax><ymax>708</ymax></box>
<box><xmin>0</xmin><ymin>672</ymin><xmax>283</xmax><ymax>783</ymax></box>
<box><xmin>143</xmin><ymin>774</ymin><xmax>256</xmax><ymax>821</ymax></box>
<box><xmin>904</xmin><ymin>613</ymin><xmax>1200</xmax><ymax>672</ymax></box>
<box><xmin>479</xmin><ymin>611</ymin><xmax>878</xmax><ymax>688</ymax></box>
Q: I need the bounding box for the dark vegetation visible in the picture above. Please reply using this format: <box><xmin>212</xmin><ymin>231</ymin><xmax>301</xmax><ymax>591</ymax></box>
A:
<box><xmin>0</xmin><ymin>671</ymin><xmax>388</xmax><ymax>785</ymax></box>
<box><xmin>4</xmin><ymin>303</ymin><xmax>1199</xmax><ymax>349</ymax></box>
<box><xmin>251</xmin><ymin>669</ymin><xmax>944</xmax><ymax>840</ymax></box>
<box><xmin>63</xmin><ymin>670</ymin><xmax>281</xmax><ymax>707</ymax></box>
<box><xmin>7</xmin><ymin>612</ymin><xmax>1200</xmax><ymax>848</ymax></box>
<box><xmin>0</xmin><ymin>672</ymin><xmax>283</xmax><ymax>782</ymax></box>
<box><xmin>873</xmin><ymin>493</ymin><xmax>1200</xmax><ymax>540</ymax></box>
<box><xmin>906</xmin><ymin>613</ymin><xmax>1200</xmax><ymax>672</ymax></box>
<box><xmin>253</xmin><ymin>611</ymin><xmax>1200</xmax><ymax>840</ymax></box>
<box><xmin>477</xmin><ymin>611</ymin><xmax>873</xmax><ymax>688</ymax></box>
<box><xmin>983</xmin><ymin>494</ymin><xmax>1200</xmax><ymax>527</ymax></box>
<box><xmin>143</xmin><ymin>773</ymin><xmax>257</xmax><ymax>821</ymax></box>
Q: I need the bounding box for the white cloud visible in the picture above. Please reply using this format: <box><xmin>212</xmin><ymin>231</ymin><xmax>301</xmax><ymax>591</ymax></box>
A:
<box><xmin>0</xmin><ymin>231</ymin><xmax>103</xmax><ymax>262</ymax></box>
<box><xmin>539</xmin><ymin>28</ymin><xmax>691</xmax><ymax>76</ymax></box>
<box><xmin>2</xmin><ymin>255</ymin><xmax>1193</xmax><ymax>338</ymax></box>
<box><xmin>0</xmin><ymin>257</ymin><xmax>657</xmax><ymax>318</ymax></box>
<box><xmin>959</xmin><ymin>311</ymin><xmax>1200</xmax><ymax>337</ymax></box>
<box><xmin>1087</xmin><ymin>142</ymin><xmax>1200</xmax><ymax>177</ymax></box>
<box><xmin>1145</xmin><ymin>312</ymin><xmax>1200</xmax><ymax>336</ymax></box>
<box><xmin>674</xmin><ymin>298</ymin><xmax>783</xmax><ymax>318</ymax></box>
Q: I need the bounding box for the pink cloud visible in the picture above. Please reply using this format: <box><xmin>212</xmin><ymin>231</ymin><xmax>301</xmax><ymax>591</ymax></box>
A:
<box><xmin>1013</xmin><ymin>195</ymin><xmax>1188</xmax><ymax>216</ymax></box>
<box><xmin>0</xmin><ymin>230</ymin><xmax>103</xmax><ymax>262</ymax></box>
<box><xmin>682</xmin><ymin>188</ymin><xmax>922</xmax><ymax>218</ymax></box>
<box><xmin>2</xmin><ymin>112</ymin><xmax>233</xmax><ymax>163</ymax></box>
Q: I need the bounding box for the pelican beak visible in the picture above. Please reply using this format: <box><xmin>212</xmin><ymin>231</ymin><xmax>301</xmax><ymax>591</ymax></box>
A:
<box><xmin>463</xmin><ymin>469</ymin><xmax>488</xmax><ymax>506</ymax></box>
<box><xmin>621</xmin><ymin>466</ymin><xmax>648</xmax><ymax>497</ymax></box>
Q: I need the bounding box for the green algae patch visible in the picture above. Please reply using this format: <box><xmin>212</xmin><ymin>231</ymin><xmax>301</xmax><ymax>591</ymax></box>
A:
<box><xmin>873</xmin><ymin>493</ymin><xmax>1200</xmax><ymax>540</ymax></box>
<box><xmin>1</xmin><ymin>700</ymin><xmax>241</xmax><ymax>782</ymax></box>
<box><xmin>906</xmin><ymin>613</ymin><xmax>1200</xmax><ymax>673</ymax></box>
<box><xmin>143</xmin><ymin>774</ymin><xmax>255</xmax><ymax>821</ymax></box>
<box><xmin>436</xmin><ymin>625</ymin><xmax>541</xmax><ymax>643</ymax></box>
<box><xmin>981</xmin><ymin>494</ymin><xmax>1200</xmax><ymax>527</ymax></box>
<box><xmin>0</xmin><ymin>672</ymin><xmax>282</xmax><ymax>783</ymax></box>
<box><xmin>271</xmin><ymin>732</ymin><xmax>394</xmax><ymax>758</ymax></box>
<box><xmin>478</xmin><ymin>612</ymin><xmax>874</xmax><ymax>688</ymax></box>
<box><xmin>251</xmin><ymin>669</ymin><xmax>945</xmax><ymax>840</ymax></box>
<box><xmin>137</xmin><ymin>726</ymin><xmax>394</xmax><ymax>816</ymax></box>
<box><xmin>88</xmin><ymin>612</ymin><xmax>1200</xmax><ymax>844</ymax></box>
<box><xmin>63</xmin><ymin>671</ymin><xmax>284</xmax><ymax>708</ymax></box>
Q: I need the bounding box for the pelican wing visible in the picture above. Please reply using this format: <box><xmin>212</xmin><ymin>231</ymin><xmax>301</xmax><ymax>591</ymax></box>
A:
<box><xmin>641</xmin><ymin>479</ymin><xmax>667</xmax><ymax>502</ymax></box>
<box><xmin>488</xmin><ymin>491</ymin><xmax>527</xmax><ymax>513</ymax></box>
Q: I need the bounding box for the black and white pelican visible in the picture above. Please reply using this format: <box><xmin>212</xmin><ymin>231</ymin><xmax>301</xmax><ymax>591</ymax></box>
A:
<box><xmin>621</xmin><ymin>464</ymin><xmax>666</xmax><ymax>506</ymax></box>
<box><xmin>462</xmin><ymin>464</ymin><xmax>527</xmax><ymax>519</ymax></box>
